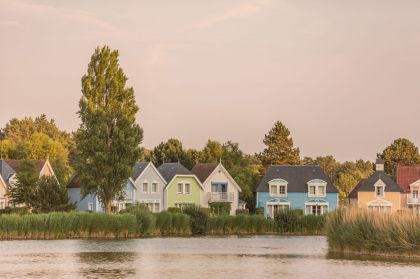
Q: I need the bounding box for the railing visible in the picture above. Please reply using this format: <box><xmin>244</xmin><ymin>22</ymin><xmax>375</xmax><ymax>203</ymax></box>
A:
<box><xmin>407</xmin><ymin>196</ymin><xmax>420</xmax><ymax>204</ymax></box>
<box><xmin>207</xmin><ymin>192</ymin><xmax>234</xmax><ymax>202</ymax></box>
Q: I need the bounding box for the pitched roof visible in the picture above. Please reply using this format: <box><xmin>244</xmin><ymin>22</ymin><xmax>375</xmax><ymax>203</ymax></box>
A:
<box><xmin>131</xmin><ymin>162</ymin><xmax>150</xmax><ymax>181</ymax></box>
<box><xmin>396</xmin><ymin>165</ymin><xmax>420</xmax><ymax>193</ymax></box>
<box><xmin>0</xmin><ymin>160</ymin><xmax>16</xmax><ymax>185</ymax></box>
<box><xmin>5</xmin><ymin>159</ymin><xmax>47</xmax><ymax>173</ymax></box>
<box><xmin>191</xmin><ymin>163</ymin><xmax>218</xmax><ymax>183</ymax></box>
<box><xmin>66</xmin><ymin>175</ymin><xmax>82</xmax><ymax>189</ymax></box>
<box><xmin>256</xmin><ymin>165</ymin><xmax>338</xmax><ymax>193</ymax></box>
<box><xmin>348</xmin><ymin>170</ymin><xmax>402</xmax><ymax>198</ymax></box>
<box><xmin>157</xmin><ymin>162</ymin><xmax>193</xmax><ymax>183</ymax></box>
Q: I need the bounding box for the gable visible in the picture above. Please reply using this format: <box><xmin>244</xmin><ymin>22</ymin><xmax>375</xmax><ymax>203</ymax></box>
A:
<box><xmin>166</xmin><ymin>175</ymin><xmax>204</xmax><ymax>191</ymax></box>
<box><xmin>135</xmin><ymin>163</ymin><xmax>167</xmax><ymax>188</ymax></box>
<box><xmin>204</xmin><ymin>164</ymin><xmax>242</xmax><ymax>192</ymax></box>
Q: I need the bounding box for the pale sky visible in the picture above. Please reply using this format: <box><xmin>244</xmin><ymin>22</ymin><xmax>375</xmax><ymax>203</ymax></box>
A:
<box><xmin>1</xmin><ymin>0</ymin><xmax>420</xmax><ymax>162</ymax></box>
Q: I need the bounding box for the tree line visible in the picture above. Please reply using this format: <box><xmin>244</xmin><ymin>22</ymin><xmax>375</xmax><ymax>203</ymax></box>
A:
<box><xmin>1</xmin><ymin>45</ymin><xmax>420</xmax><ymax>213</ymax></box>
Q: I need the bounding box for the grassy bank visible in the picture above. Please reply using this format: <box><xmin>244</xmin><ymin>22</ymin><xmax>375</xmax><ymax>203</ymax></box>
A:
<box><xmin>326</xmin><ymin>208</ymin><xmax>420</xmax><ymax>256</ymax></box>
<box><xmin>0</xmin><ymin>206</ymin><xmax>325</xmax><ymax>239</ymax></box>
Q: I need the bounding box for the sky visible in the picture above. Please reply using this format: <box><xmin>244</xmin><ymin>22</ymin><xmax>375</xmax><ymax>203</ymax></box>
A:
<box><xmin>1</xmin><ymin>0</ymin><xmax>420</xmax><ymax>162</ymax></box>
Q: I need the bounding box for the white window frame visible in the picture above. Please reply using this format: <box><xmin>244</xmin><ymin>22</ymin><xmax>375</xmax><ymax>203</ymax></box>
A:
<box><xmin>88</xmin><ymin>203</ymin><xmax>93</xmax><ymax>211</ymax></box>
<box><xmin>374</xmin><ymin>179</ymin><xmax>386</xmax><ymax>198</ymax></box>
<box><xmin>266</xmin><ymin>201</ymin><xmax>290</xmax><ymax>218</ymax></box>
<box><xmin>142</xmin><ymin>182</ymin><xmax>149</xmax><ymax>193</ymax></box>
<box><xmin>184</xmin><ymin>183</ymin><xmax>191</xmax><ymax>195</ymax></box>
<box><xmin>307</xmin><ymin>180</ymin><xmax>327</xmax><ymax>198</ymax></box>
<box><xmin>305</xmin><ymin>202</ymin><xmax>329</xmax><ymax>216</ymax></box>
<box><xmin>177</xmin><ymin>183</ymin><xmax>183</xmax><ymax>194</ymax></box>
<box><xmin>151</xmin><ymin>182</ymin><xmax>158</xmax><ymax>193</ymax></box>
<box><xmin>268</xmin><ymin>179</ymin><xmax>288</xmax><ymax>197</ymax></box>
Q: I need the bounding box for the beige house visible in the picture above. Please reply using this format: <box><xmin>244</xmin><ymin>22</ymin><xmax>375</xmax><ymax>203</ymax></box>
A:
<box><xmin>349</xmin><ymin>160</ymin><xmax>402</xmax><ymax>213</ymax></box>
<box><xmin>192</xmin><ymin>162</ymin><xmax>243</xmax><ymax>215</ymax></box>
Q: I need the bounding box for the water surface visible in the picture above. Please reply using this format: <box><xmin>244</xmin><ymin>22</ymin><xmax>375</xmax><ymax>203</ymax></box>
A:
<box><xmin>0</xmin><ymin>236</ymin><xmax>419</xmax><ymax>279</ymax></box>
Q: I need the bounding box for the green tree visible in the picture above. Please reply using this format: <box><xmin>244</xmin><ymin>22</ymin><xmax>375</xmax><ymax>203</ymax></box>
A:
<box><xmin>259</xmin><ymin>121</ymin><xmax>300</xmax><ymax>166</ymax></box>
<box><xmin>378</xmin><ymin>138</ymin><xmax>420</xmax><ymax>176</ymax></box>
<box><xmin>74</xmin><ymin>46</ymin><xmax>143</xmax><ymax>213</ymax></box>
<box><xmin>302</xmin><ymin>156</ymin><xmax>316</xmax><ymax>165</ymax></box>
<box><xmin>315</xmin><ymin>156</ymin><xmax>340</xmax><ymax>180</ymax></box>
<box><xmin>32</xmin><ymin>176</ymin><xmax>74</xmax><ymax>213</ymax></box>
<box><xmin>201</xmin><ymin>140</ymin><xmax>223</xmax><ymax>163</ymax></box>
<box><xmin>150</xmin><ymin>138</ymin><xmax>185</xmax><ymax>166</ymax></box>
<box><xmin>8</xmin><ymin>160</ymin><xmax>38</xmax><ymax>207</ymax></box>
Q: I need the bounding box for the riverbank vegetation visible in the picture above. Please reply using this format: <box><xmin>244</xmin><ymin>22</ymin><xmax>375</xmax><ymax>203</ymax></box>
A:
<box><xmin>326</xmin><ymin>208</ymin><xmax>420</xmax><ymax>256</ymax></box>
<box><xmin>0</xmin><ymin>205</ymin><xmax>325</xmax><ymax>239</ymax></box>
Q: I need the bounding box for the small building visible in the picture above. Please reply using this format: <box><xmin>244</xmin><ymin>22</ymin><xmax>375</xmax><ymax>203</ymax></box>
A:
<box><xmin>349</xmin><ymin>160</ymin><xmax>402</xmax><ymax>212</ymax></box>
<box><xmin>192</xmin><ymin>162</ymin><xmax>243</xmax><ymax>215</ymax></box>
<box><xmin>256</xmin><ymin>165</ymin><xmax>339</xmax><ymax>217</ymax></box>
<box><xmin>0</xmin><ymin>159</ymin><xmax>55</xmax><ymax>209</ymax></box>
<box><xmin>158</xmin><ymin>162</ymin><xmax>203</xmax><ymax>209</ymax></box>
<box><xmin>396</xmin><ymin>165</ymin><xmax>420</xmax><ymax>213</ymax></box>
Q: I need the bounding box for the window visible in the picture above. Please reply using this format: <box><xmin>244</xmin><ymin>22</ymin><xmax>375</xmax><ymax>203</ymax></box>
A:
<box><xmin>142</xmin><ymin>182</ymin><xmax>148</xmax><ymax>193</ymax></box>
<box><xmin>211</xmin><ymin>184</ymin><xmax>218</xmax><ymax>192</ymax></box>
<box><xmin>413</xmin><ymin>190</ymin><xmax>419</xmax><ymax>199</ymax></box>
<box><xmin>279</xmin><ymin>185</ymin><xmax>286</xmax><ymax>195</ymax></box>
<box><xmin>267</xmin><ymin>203</ymin><xmax>290</xmax><ymax>218</ymax></box>
<box><xmin>177</xmin><ymin>183</ymin><xmax>183</xmax><ymax>194</ymax></box>
<box><xmin>152</xmin><ymin>183</ymin><xmax>158</xmax><ymax>193</ymax></box>
<box><xmin>309</xmin><ymin>186</ymin><xmax>316</xmax><ymax>195</ymax></box>
<box><xmin>88</xmin><ymin>203</ymin><xmax>93</xmax><ymax>211</ymax></box>
<box><xmin>306</xmin><ymin>205</ymin><xmax>328</xmax><ymax>216</ymax></box>
<box><xmin>375</xmin><ymin>186</ymin><xmax>384</xmax><ymax>198</ymax></box>
<box><xmin>184</xmin><ymin>183</ymin><xmax>191</xmax><ymax>194</ymax></box>
<box><xmin>318</xmin><ymin>186</ymin><xmax>325</xmax><ymax>196</ymax></box>
<box><xmin>270</xmin><ymin>185</ymin><xmax>277</xmax><ymax>195</ymax></box>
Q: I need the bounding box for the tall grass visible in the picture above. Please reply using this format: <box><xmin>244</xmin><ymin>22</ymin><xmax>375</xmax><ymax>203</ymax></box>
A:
<box><xmin>275</xmin><ymin>209</ymin><xmax>325</xmax><ymax>234</ymax></box>
<box><xmin>326</xmin><ymin>208</ymin><xmax>420</xmax><ymax>255</ymax></box>
<box><xmin>0</xmin><ymin>212</ymin><xmax>137</xmax><ymax>239</ymax></box>
<box><xmin>206</xmin><ymin>215</ymin><xmax>276</xmax><ymax>235</ymax></box>
<box><xmin>155</xmin><ymin>211</ymin><xmax>191</xmax><ymax>235</ymax></box>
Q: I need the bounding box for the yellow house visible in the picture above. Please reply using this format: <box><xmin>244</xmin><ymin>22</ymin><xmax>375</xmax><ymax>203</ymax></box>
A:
<box><xmin>349</xmin><ymin>160</ymin><xmax>402</xmax><ymax>213</ymax></box>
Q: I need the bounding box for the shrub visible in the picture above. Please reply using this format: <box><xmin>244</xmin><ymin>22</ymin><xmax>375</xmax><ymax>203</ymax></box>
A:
<box><xmin>120</xmin><ymin>204</ymin><xmax>156</xmax><ymax>235</ymax></box>
<box><xmin>0</xmin><ymin>207</ymin><xmax>29</xmax><ymax>215</ymax></box>
<box><xmin>255</xmin><ymin>208</ymin><xmax>264</xmax><ymax>215</ymax></box>
<box><xmin>275</xmin><ymin>209</ymin><xmax>324</xmax><ymax>234</ymax></box>
<box><xmin>182</xmin><ymin>205</ymin><xmax>208</xmax><ymax>235</ymax></box>
<box><xmin>155</xmin><ymin>211</ymin><xmax>190</xmax><ymax>235</ymax></box>
<box><xmin>209</xmin><ymin>202</ymin><xmax>231</xmax><ymax>216</ymax></box>
<box><xmin>235</xmin><ymin>209</ymin><xmax>249</xmax><ymax>215</ymax></box>
<box><xmin>167</xmin><ymin>207</ymin><xmax>181</xmax><ymax>214</ymax></box>
<box><xmin>206</xmin><ymin>215</ymin><xmax>276</xmax><ymax>235</ymax></box>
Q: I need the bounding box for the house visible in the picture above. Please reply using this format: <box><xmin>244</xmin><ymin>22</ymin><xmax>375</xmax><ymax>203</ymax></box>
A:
<box><xmin>192</xmin><ymin>162</ymin><xmax>242</xmax><ymax>215</ymax></box>
<box><xmin>0</xmin><ymin>159</ymin><xmax>55</xmax><ymax>209</ymax></box>
<box><xmin>130</xmin><ymin>161</ymin><xmax>167</xmax><ymax>212</ymax></box>
<box><xmin>396</xmin><ymin>165</ymin><xmax>420</xmax><ymax>213</ymax></box>
<box><xmin>256</xmin><ymin>165</ymin><xmax>339</xmax><ymax>217</ymax></box>
<box><xmin>158</xmin><ymin>162</ymin><xmax>203</xmax><ymax>209</ymax></box>
<box><xmin>349</xmin><ymin>159</ymin><xmax>402</xmax><ymax>212</ymax></box>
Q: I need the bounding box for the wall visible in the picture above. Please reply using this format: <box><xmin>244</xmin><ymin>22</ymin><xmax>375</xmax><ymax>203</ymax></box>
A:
<box><xmin>68</xmin><ymin>188</ymin><xmax>103</xmax><ymax>212</ymax></box>
<box><xmin>165</xmin><ymin>176</ymin><xmax>201</xmax><ymax>208</ymax></box>
<box><xmin>133</xmin><ymin>164</ymin><xmax>166</xmax><ymax>211</ymax></box>
<box><xmin>357</xmin><ymin>191</ymin><xmax>401</xmax><ymax>212</ymax></box>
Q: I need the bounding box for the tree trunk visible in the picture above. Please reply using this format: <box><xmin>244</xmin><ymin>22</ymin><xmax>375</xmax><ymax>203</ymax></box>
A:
<box><xmin>104</xmin><ymin>198</ymin><xmax>112</xmax><ymax>213</ymax></box>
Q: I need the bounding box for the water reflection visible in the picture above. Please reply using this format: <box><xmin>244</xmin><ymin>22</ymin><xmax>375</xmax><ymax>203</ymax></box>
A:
<box><xmin>78</xmin><ymin>252</ymin><xmax>136</xmax><ymax>279</ymax></box>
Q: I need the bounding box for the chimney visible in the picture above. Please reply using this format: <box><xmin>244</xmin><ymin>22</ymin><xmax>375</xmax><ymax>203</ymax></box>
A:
<box><xmin>376</xmin><ymin>159</ymin><xmax>385</xmax><ymax>171</ymax></box>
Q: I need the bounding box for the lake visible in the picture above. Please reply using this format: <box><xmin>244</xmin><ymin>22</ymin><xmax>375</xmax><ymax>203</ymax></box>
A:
<box><xmin>0</xmin><ymin>236</ymin><xmax>419</xmax><ymax>279</ymax></box>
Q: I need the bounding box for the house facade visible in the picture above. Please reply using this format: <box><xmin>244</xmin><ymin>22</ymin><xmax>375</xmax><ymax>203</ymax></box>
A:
<box><xmin>130</xmin><ymin>161</ymin><xmax>167</xmax><ymax>212</ymax></box>
<box><xmin>256</xmin><ymin>165</ymin><xmax>339</xmax><ymax>217</ymax></box>
<box><xmin>0</xmin><ymin>159</ymin><xmax>55</xmax><ymax>209</ymax></box>
<box><xmin>396</xmin><ymin>165</ymin><xmax>420</xmax><ymax>213</ymax></box>
<box><xmin>192</xmin><ymin>162</ymin><xmax>242</xmax><ymax>215</ymax></box>
<box><xmin>158</xmin><ymin>162</ymin><xmax>203</xmax><ymax>209</ymax></box>
<box><xmin>349</xmin><ymin>160</ymin><xmax>402</xmax><ymax>212</ymax></box>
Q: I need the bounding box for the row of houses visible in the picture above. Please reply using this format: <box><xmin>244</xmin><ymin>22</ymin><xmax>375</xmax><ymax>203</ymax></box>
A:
<box><xmin>348</xmin><ymin>159</ymin><xmax>420</xmax><ymax>213</ymax></box>
<box><xmin>2</xmin><ymin>157</ymin><xmax>419</xmax><ymax>215</ymax></box>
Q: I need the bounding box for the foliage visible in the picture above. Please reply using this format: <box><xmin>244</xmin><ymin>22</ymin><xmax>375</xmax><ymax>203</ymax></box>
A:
<box><xmin>209</xmin><ymin>202</ymin><xmax>231</xmax><ymax>216</ymax></box>
<box><xmin>378</xmin><ymin>138</ymin><xmax>420</xmax><ymax>177</ymax></box>
<box><xmin>31</xmin><ymin>176</ymin><xmax>74</xmax><ymax>213</ymax></box>
<box><xmin>273</xmin><ymin>209</ymin><xmax>324</xmax><ymax>234</ymax></box>
<box><xmin>206</xmin><ymin>215</ymin><xmax>276</xmax><ymax>235</ymax></box>
<box><xmin>149</xmin><ymin>138</ymin><xmax>199</xmax><ymax>169</ymax></box>
<box><xmin>120</xmin><ymin>204</ymin><xmax>156</xmax><ymax>235</ymax></box>
<box><xmin>8</xmin><ymin>160</ymin><xmax>39</xmax><ymax>207</ymax></box>
<box><xmin>0</xmin><ymin>207</ymin><xmax>29</xmax><ymax>215</ymax></box>
<box><xmin>155</xmin><ymin>211</ymin><xmax>191</xmax><ymax>235</ymax></box>
<box><xmin>259</xmin><ymin>121</ymin><xmax>300</xmax><ymax>167</ymax></box>
<box><xmin>0</xmin><ymin>212</ymin><xmax>137</xmax><ymax>239</ymax></box>
<box><xmin>256</xmin><ymin>208</ymin><xmax>265</xmax><ymax>215</ymax></box>
<box><xmin>74</xmin><ymin>46</ymin><xmax>143</xmax><ymax>213</ymax></box>
<box><xmin>201</xmin><ymin>140</ymin><xmax>223</xmax><ymax>163</ymax></box>
<box><xmin>182</xmin><ymin>205</ymin><xmax>209</xmax><ymax>235</ymax></box>
<box><xmin>167</xmin><ymin>207</ymin><xmax>182</xmax><ymax>213</ymax></box>
<box><xmin>235</xmin><ymin>209</ymin><xmax>249</xmax><ymax>215</ymax></box>
<box><xmin>326</xmin><ymin>208</ymin><xmax>420</xmax><ymax>255</ymax></box>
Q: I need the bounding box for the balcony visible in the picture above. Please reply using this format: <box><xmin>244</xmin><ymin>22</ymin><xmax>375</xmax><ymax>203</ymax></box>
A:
<box><xmin>207</xmin><ymin>192</ymin><xmax>234</xmax><ymax>203</ymax></box>
<box><xmin>407</xmin><ymin>196</ymin><xmax>420</xmax><ymax>204</ymax></box>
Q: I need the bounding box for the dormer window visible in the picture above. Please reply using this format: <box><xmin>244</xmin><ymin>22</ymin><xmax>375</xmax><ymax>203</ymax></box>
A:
<box><xmin>374</xmin><ymin>179</ymin><xmax>386</xmax><ymax>198</ymax></box>
<box><xmin>307</xmin><ymin>179</ymin><xmax>327</xmax><ymax>197</ymax></box>
<box><xmin>268</xmin><ymin>179</ymin><xmax>288</xmax><ymax>197</ymax></box>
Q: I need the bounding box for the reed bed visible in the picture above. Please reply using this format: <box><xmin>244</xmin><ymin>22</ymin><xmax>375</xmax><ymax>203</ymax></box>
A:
<box><xmin>206</xmin><ymin>215</ymin><xmax>277</xmax><ymax>235</ymax></box>
<box><xmin>0</xmin><ymin>212</ymin><xmax>137</xmax><ymax>239</ymax></box>
<box><xmin>326</xmin><ymin>208</ymin><xmax>420</xmax><ymax>256</ymax></box>
<box><xmin>155</xmin><ymin>211</ymin><xmax>191</xmax><ymax>235</ymax></box>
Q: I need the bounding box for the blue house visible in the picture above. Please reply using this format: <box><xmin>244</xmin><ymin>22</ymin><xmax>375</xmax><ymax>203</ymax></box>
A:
<box><xmin>256</xmin><ymin>165</ymin><xmax>339</xmax><ymax>217</ymax></box>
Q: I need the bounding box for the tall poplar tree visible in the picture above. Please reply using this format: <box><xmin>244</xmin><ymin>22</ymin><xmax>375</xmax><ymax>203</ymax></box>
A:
<box><xmin>74</xmin><ymin>46</ymin><xmax>143</xmax><ymax>213</ymax></box>
<box><xmin>259</xmin><ymin>121</ymin><xmax>300</xmax><ymax>167</ymax></box>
